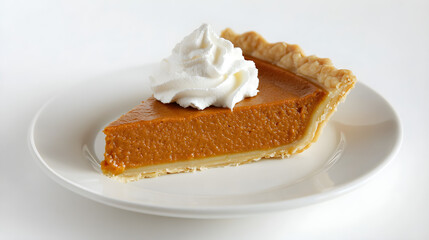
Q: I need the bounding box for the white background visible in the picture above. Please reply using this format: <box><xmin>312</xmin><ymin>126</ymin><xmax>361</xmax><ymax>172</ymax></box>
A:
<box><xmin>1</xmin><ymin>0</ymin><xmax>428</xmax><ymax>239</ymax></box>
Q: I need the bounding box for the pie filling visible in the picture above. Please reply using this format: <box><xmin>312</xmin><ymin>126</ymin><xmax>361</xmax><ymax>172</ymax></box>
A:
<box><xmin>102</xmin><ymin>56</ymin><xmax>328</xmax><ymax>176</ymax></box>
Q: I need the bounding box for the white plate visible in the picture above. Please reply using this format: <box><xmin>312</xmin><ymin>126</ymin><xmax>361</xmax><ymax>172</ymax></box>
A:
<box><xmin>29</xmin><ymin>64</ymin><xmax>402</xmax><ymax>219</ymax></box>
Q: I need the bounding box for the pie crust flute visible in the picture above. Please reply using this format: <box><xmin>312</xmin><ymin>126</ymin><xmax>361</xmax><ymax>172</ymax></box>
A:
<box><xmin>101</xmin><ymin>29</ymin><xmax>357</xmax><ymax>182</ymax></box>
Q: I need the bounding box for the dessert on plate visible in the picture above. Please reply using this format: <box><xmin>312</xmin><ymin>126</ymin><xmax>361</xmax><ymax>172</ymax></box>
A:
<box><xmin>101</xmin><ymin>24</ymin><xmax>356</xmax><ymax>182</ymax></box>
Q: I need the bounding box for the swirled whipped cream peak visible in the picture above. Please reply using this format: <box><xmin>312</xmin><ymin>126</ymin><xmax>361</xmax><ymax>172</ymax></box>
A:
<box><xmin>150</xmin><ymin>24</ymin><xmax>259</xmax><ymax>110</ymax></box>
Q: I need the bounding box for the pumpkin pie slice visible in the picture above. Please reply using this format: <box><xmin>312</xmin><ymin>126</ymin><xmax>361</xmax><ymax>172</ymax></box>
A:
<box><xmin>101</xmin><ymin>29</ymin><xmax>356</xmax><ymax>182</ymax></box>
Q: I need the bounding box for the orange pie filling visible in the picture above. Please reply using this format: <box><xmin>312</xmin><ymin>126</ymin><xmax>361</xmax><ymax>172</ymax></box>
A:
<box><xmin>102</xmin><ymin>56</ymin><xmax>328</xmax><ymax>176</ymax></box>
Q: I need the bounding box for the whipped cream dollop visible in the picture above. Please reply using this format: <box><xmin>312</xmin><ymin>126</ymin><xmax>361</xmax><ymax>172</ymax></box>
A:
<box><xmin>150</xmin><ymin>24</ymin><xmax>259</xmax><ymax>110</ymax></box>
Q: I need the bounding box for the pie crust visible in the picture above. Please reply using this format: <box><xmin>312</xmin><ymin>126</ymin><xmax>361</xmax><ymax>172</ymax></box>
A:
<box><xmin>102</xmin><ymin>29</ymin><xmax>356</xmax><ymax>182</ymax></box>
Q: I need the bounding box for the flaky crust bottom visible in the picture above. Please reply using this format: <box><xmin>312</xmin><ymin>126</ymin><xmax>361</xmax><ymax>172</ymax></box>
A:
<box><xmin>103</xmin><ymin>28</ymin><xmax>356</xmax><ymax>182</ymax></box>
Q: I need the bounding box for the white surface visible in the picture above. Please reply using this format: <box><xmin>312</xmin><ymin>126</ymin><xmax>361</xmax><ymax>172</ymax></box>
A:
<box><xmin>1</xmin><ymin>0</ymin><xmax>428</xmax><ymax>238</ymax></box>
<box><xmin>29</xmin><ymin>64</ymin><xmax>401</xmax><ymax>218</ymax></box>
